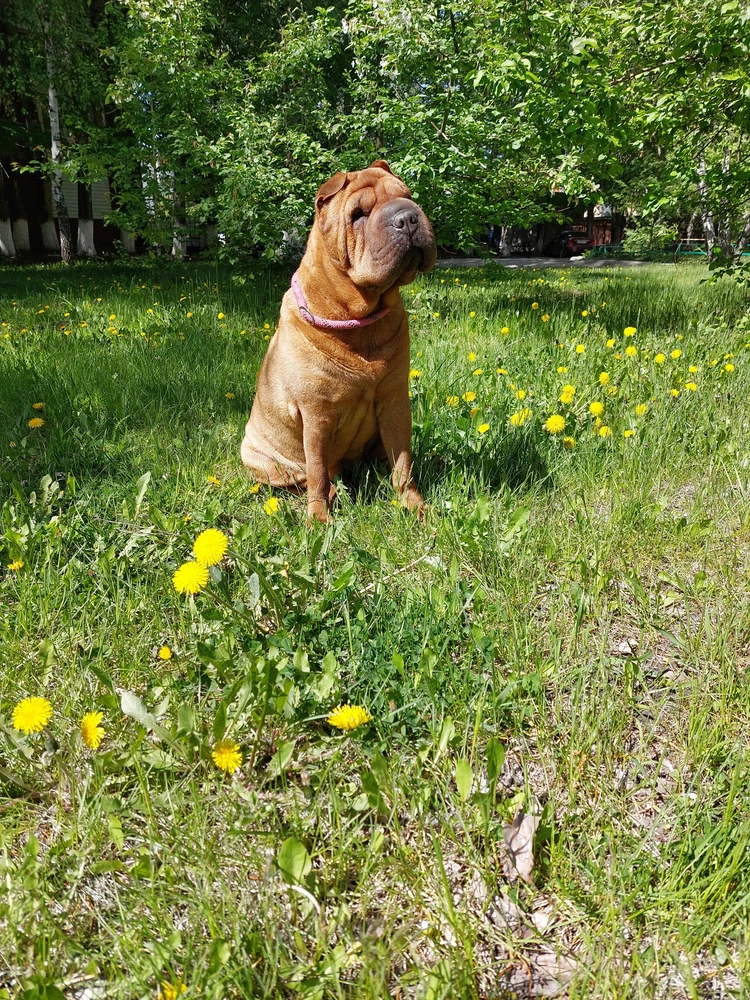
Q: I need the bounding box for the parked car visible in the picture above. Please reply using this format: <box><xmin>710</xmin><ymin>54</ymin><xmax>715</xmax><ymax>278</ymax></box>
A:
<box><xmin>543</xmin><ymin>231</ymin><xmax>593</xmax><ymax>257</ymax></box>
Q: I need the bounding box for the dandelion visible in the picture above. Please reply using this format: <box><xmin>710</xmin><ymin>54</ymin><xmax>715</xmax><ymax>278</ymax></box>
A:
<box><xmin>685</xmin><ymin>382</ymin><xmax>697</xmax><ymax>391</ymax></box>
<box><xmin>7</xmin><ymin>559</ymin><xmax>23</xmax><ymax>571</ymax></box>
<box><xmin>264</xmin><ymin>497</ymin><xmax>279</xmax><ymax>515</ymax></box>
<box><xmin>446</xmin><ymin>396</ymin><xmax>459</xmax><ymax>406</ymax></box>
<box><xmin>624</xmin><ymin>429</ymin><xmax>634</xmax><ymax>438</ymax></box>
<box><xmin>501</xmin><ymin>326</ymin><xmax>510</xmax><ymax>335</ymax></box>
<box><xmin>496</xmin><ymin>367</ymin><xmax>507</xmax><ymax>375</ymax></box>
<box><xmin>654</xmin><ymin>353</ymin><xmax>666</xmax><ymax>364</ymax></box>
<box><xmin>670</xmin><ymin>388</ymin><xmax>680</xmax><ymax>397</ymax></box>
<box><xmin>541</xmin><ymin>314</ymin><xmax>550</xmax><ymax>322</ymax></box>
<box><xmin>469</xmin><ymin>311</ymin><xmax>476</xmax><ymax>318</ymax></box>
<box><xmin>28</xmin><ymin>417</ymin><xmax>44</xmax><ymax>429</ymax></box>
<box><xmin>689</xmin><ymin>365</ymin><xmax>698</xmax><ymax>373</ymax></box>
<box><xmin>212</xmin><ymin>740</ymin><xmax>243</xmax><ymax>774</ymax></box>
<box><xmin>516</xmin><ymin>389</ymin><xmax>526</xmax><ymax>400</ymax></box>
<box><xmin>582</xmin><ymin>310</ymin><xmax>589</xmax><ymax>317</ymax></box>
<box><xmin>248</xmin><ymin>482</ymin><xmax>261</xmax><ymax>494</ymax></box>
<box><xmin>478</xmin><ymin>423</ymin><xmax>490</xmax><ymax>434</ymax></box>
<box><xmin>264</xmin><ymin>323</ymin><xmax>271</xmax><ymax>330</ymax></box>
<box><xmin>469</xmin><ymin>407</ymin><xmax>480</xmax><ymax>417</ymax></box>
<box><xmin>186</xmin><ymin>311</ymin><xmax>193</xmax><ymax>318</ymax></box>
<box><xmin>410</xmin><ymin>369</ymin><xmax>422</xmax><ymax>379</ymax></box>
<box><xmin>462</xmin><ymin>391</ymin><xmax>477</xmax><ymax>403</ymax></box>
<box><xmin>473</xmin><ymin>368</ymin><xmax>483</xmax><ymax>376</ymax></box>
<box><xmin>32</xmin><ymin>402</ymin><xmax>44</xmax><ymax>410</ymax></box>
<box><xmin>510</xmin><ymin>408</ymin><xmax>532</xmax><ymax>427</ymax></box>
<box><xmin>606</xmin><ymin>338</ymin><xmax>616</xmax><ymax>348</ymax></box>
<box><xmin>225</xmin><ymin>392</ymin><xmax>235</xmax><ymax>399</ymax></box>
<box><xmin>80</xmin><ymin>711</ymin><xmax>105</xmax><ymax>750</ymax></box>
<box><xmin>724</xmin><ymin>363</ymin><xmax>735</xmax><ymax>372</ymax></box>
<box><xmin>575</xmin><ymin>344</ymin><xmax>585</xmax><ymax>354</ymax></box>
<box><xmin>327</xmin><ymin>704</ymin><xmax>372</xmax><ymax>731</ymax></box>
<box><xmin>468</xmin><ymin>352</ymin><xmax>477</xmax><ymax>362</ymax></box>
<box><xmin>589</xmin><ymin>401</ymin><xmax>604</xmax><ymax>417</ymax></box>
<box><xmin>624</xmin><ymin>326</ymin><xmax>636</xmax><ymax>336</ymax></box>
<box><xmin>557</xmin><ymin>366</ymin><xmax>568</xmax><ymax>374</ymax></box>
<box><xmin>544</xmin><ymin>414</ymin><xmax>565</xmax><ymax>435</ymax></box>
<box><xmin>531</xmin><ymin>302</ymin><xmax>539</xmax><ymax>310</ymax></box>
<box><xmin>599</xmin><ymin>372</ymin><xmax>610</xmax><ymax>385</ymax></box>
<box><xmin>559</xmin><ymin>388</ymin><xmax>575</xmax><ymax>406</ymax></box>
<box><xmin>193</xmin><ymin>528</ymin><xmax>228</xmax><ymax>567</ymax></box>
<box><xmin>563</xmin><ymin>436</ymin><xmax>575</xmax><ymax>449</ymax></box>
<box><xmin>109</xmin><ymin>314</ymin><xmax>116</xmax><ymax>321</ymax></box>
<box><xmin>207</xmin><ymin>475</ymin><xmax>221</xmax><ymax>485</ymax></box>
<box><xmin>12</xmin><ymin>696</ymin><xmax>53</xmax><ymax>735</ymax></box>
<box><xmin>433</xmin><ymin>312</ymin><xmax>440</xmax><ymax>319</ymax></box>
<box><xmin>671</xmin><ymin>349</ymin><xmax>682</xmax><ymax>359</ymax></box>
<box><xmin>161</xmin><ymin>983</ymin><xmax>187</xmax><ymax>1000</ymax></box>
<box><xmin>625</xmin><ymin>345</ymin><xmax>638</xmax><ymax>357</ymax></box>
<box><xmin>635</xmin><ymin>404</ymin><xmax>648</xmax><ymax>415</ymax></box>
<box><xmin>598</xmin><ymin>426</ymin><xmax>611</xmax><ymax>438</ymax></box>
<box><xmin>172</xmin><ymin>561</ymin><xmax>209</xmax><ymax>595</ymax></box>
<box><xmin>158</xmin><ymin>646</ymin><xmax>173</xmax><ymax>660</ymax></box>
<box><xmin>217</xmin><ymin>312</ymin><xmax>225</xmax><ymax>320</ymax></box>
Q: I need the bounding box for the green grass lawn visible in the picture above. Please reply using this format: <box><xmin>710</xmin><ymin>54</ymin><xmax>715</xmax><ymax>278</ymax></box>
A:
<box><xmin>1</xmin><ymin>257</ymin><xmax>750</xmax><ymax>999</ymax></box>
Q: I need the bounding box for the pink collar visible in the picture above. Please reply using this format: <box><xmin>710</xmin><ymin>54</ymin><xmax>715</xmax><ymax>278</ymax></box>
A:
<box><xmin>291</xmin><ymin>270</ymin><xmax>390</xmax><ymax>330</ymax></box>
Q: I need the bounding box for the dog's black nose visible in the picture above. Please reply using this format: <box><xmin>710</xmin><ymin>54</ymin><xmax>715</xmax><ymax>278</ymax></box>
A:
<box><xmin>392</xmin><ymin>207</ymin><xmax>420</xmax><ymax>235</ymax></box>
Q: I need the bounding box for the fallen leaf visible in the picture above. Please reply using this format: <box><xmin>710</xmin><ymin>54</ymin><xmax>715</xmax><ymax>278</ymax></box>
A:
<box><xmin>503</xmin><ymin>809</ymin><xmax>540</xmax><ymax>882</ymax></box>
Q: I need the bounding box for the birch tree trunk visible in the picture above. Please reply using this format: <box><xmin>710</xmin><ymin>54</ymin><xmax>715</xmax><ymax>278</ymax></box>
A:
<box><xmin>77</xmin><ymin>182</ymin><xmax>96</xmax><ymax>257</ymax></box>
<box><xmin>42</xmin><ymin>14</ymin><xmax>73</xmax><ymax>263</ymax></box>
<box><xmin>0</xmin><ymin>163</ymin><xmax>16</xmax><ymax>257</ymax></box>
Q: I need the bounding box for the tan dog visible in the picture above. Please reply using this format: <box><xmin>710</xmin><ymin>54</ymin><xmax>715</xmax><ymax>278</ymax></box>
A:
<box><xmin>241</xmin><ymin>161</ymin><xmax>437</xmax><ymax>521</ymax></box>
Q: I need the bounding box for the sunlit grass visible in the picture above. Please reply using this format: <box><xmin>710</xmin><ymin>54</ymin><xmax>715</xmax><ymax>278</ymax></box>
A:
<box><xmin>1</xmin><ymin>258</ymin><xmax>750</xmax><ymax>998</ymax></box>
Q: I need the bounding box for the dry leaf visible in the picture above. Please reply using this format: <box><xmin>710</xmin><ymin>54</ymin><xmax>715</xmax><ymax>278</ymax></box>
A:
<box><xmin>503</xmin><ymin>809</ymin><xmax>540</xmax><ymax>882</ymax></box>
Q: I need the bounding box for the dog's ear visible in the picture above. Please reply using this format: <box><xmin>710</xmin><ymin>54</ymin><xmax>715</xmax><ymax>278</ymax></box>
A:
<box><xmin>315</xmin><ymin>172</ymin><xmax>349</xmax><ymax>212</ymax></box>
<box><xmin>370</xmin><ymin>160</ymin><xmax>393</xmax><ymax>174</ymax></box>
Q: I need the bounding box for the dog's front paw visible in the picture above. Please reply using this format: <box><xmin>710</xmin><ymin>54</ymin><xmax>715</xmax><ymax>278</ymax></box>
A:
<box><xmin>306</xmin><ymin>497</ymin><xmax>330</xmax><ymax>524</ymax></box>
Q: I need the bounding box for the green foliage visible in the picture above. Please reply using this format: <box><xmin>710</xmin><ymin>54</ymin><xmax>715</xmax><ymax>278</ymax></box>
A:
<box><xmin>621</xmin><ymin>221</ymin><xmax>679</xmax><ymax>254</ymax></box>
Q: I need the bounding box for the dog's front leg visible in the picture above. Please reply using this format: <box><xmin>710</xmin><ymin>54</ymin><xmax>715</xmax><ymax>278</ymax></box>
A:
<box><xmin>377</xmin><ymin>393</ymin><xmax>424</xmax><ymax>516</ymax></box>
<box><xmin>302</xmin><ymin>409</ymin><xmax>336</xmax><ymax>523</ymax></box>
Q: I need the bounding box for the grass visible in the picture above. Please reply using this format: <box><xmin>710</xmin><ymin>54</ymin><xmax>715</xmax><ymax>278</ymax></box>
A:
<box><xmin>1</xmin><ymin>256</ymin><xmax>750</xmax><ymax>999</ymax></box>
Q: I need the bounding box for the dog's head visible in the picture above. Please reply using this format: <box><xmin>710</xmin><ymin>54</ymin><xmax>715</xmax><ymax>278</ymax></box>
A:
<box><xmin>313</xmin><ymin>161</ymin><xmax>437</xmax><ymax>290</ymax></box>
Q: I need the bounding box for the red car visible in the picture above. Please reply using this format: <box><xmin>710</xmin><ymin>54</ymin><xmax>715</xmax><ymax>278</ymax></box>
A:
<box><xmin>543</xmin><ymin>231</ymin><xmax>593</xmax><ymax>257</ymax></box>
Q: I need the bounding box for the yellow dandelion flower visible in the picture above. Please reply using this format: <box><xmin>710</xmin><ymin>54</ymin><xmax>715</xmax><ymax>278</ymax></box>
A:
<box><xmin>606</xmin><ymin>338</ymin><xmax>616</xmax><ymax>348</ymax></box>
<box><xmin>172</xmin><ymin>561</ymin><xmax>209</xmax><ymax>595</ymax></box>
<box><xmin>624</xmin><ymin>326</ymin><xmax>636</xmax><ymax>336</ymax></box>
<box><xmin>670</xmin><ymin>388</ymin><xmax>680</xmax><ymax>397</ymax></box>
<box><xmin>531</xmin><ymin>302</ymin><xmax>539</xmax><ymax>310</ymax></box>
<box><xmin>685</xmin><ymin>382</ymin><xmax>698</xmax><ymax>391</ymax></box>
<box><xmin>544</xmin><ymin>414</ymin><xmax>565</xmax><ymax>434</ymax></box>
<box><xmin>207</xmin><ymin>475</ymin><xmax>221</xmax><ymax>485</ymax></box>
<box><xmin>28</xmin><ymin>417</ymin><xmax>44</xmax><ymax>428</ymax></box>
<box><xmin>225</xmin><ymin>392</ymin><xmax>235</xmax><ymax>399</ymax></box>
<box><xmin>161</xmin><ymin>982</ymin><xmax>187</xmax><ymax>1000</ymax></box>
<box><xmin>557</xmin><ymin>366</ymin><xmax>568</xmax><ymax>374</ymax></box>
<box><xmin>186</xmin><ymin>311</ymin><xmax>193</xmax><ymax>318</ymax></box>
<box><xmin>624</xmin><ymin>429</ymin><xmax>634</xmax><ymax>438</ymax></box>
<box><xmin>625</xmin><ymin>345</ymin><xmax>638</xmax><ymax>357</ymax></box>
<box><xmin>478</xmin><ymin>422</ymin><xmax>490</xmax><ymax>434</ymax></box>
<box><xmin>467</xmin><ymin>352</ymin><xmax>477</xmax><ymax>362</ymax></box>
<box><xmin>654</xmin><ymin>353</ymin><xmax>665</xmax><ymax>364</ymax></box>
<box><xmin>473</xmin><ymin>368</ymin><xmax>483</xmax><ymax>376</ymax></box>
<box><xmin>109</xmin><ymin>314</ymin><xmax>116</xmax><ymax>321</ymax></box>
<box><xmin>32</xmin><ymin>402</ymin><xmax>44</xmax><ymax>410</ymax></box>
<box><xmin>433</xmin><ymin>312</ymin><xmax>439</xmax><ymax>319</ymax></box>
<box><xmin>542</xmin><ymin>314</ymin><xmax>550</xmax><ymax>322</ymax></box>
<box><xmin>563</xmin><ymin>436</ymin><xmax>575</xmax><ymax>449</ymax></box>
<box><xmin>575</xmin><ymin>344</ymin><xmax>585</xmax><ymax>354</ymax></box>
<box><xmin>724</xmin><ymin>363</ymin><xmax>735</xmax><ymax>372</ymax></box>
<box><xmin>446</xmin><ymin>395</ymin><xmax>459</xmax><ymax>406</ymax></box>
<box><xmin>496</xmin><ymin>367</ymin><xmax>507</xmax><ymax>375</ymax></box>
<box><xmin>516</xmin><ymin>389</ymin><xmax>526</xmax><ymax>400</ymax></box>
<box><xmin>158</xmin><ymin>645</ymin><xmax>173</xmax><ymax>660</ymax></box>
<box><xmin>327</xmin><ymin>704</ymin><xmax>372</xmax><ymax>731</ymax></box>
<box><xmin>7</xmin><ymin>559</ymin><xmax>24</xmax><ymax>571</ymax></box>
<box><xmin>462</xmin><ymin>391</ymin><xmax>477</xmax><ymax>403</ymax></box>
<box><xmin>689</xmin><ymin>365</ymin><xmax>698</xmax><ymax>373</ymax></box>
<box><xmin>217</xmin><ymin>312</ymin><xmax>226</xmax><ymax>320</ymax></box>
<box><xmin>409</xmin><ymin>369</ymin><xmax>422</xmax><ymax>378</ymax></box>
<box><xmin>598</xmin><ymin>426</ymin><xmax>611</xmax><ymax>438</ymax></box>
<box><xmin>582</xmin><ymin>310</ymin><xmax>589</xmax><ymax>317</ymax></box>
<box><xmin>599</xmin><ymin>372</ymin><xmax>610</xmax><ymax>385</ymax></box>
<box><xmin>501</xmin><ymin>326</ymin><xmax>510</xmax><ymax>335</ymax></box>
<box><xmin>469</xmin><ymin>406</ymin><xmax>480</xmax><ymax>417</ymax></box>
<box><xmin>469</xmin><ymin>311</ymin><xmax>476</xmax><ymax>318</ymax></box>
<box><xmin>12</xmin><ymin>696</ymin><xmax>53</xmax><ymax>735</ymax></box>
<box><xmin>559</xmin><ymin>390</ymin><xmax>575</xmax><ymax>406</ymax></box>
<box><xmin>635</xmin><ymin>404</ymin><xmax>648</xmax><ymax>415</ymax></box>
<box><xmin>589</xmin><ymin>401</ymin><xmax>604</xmax><ymax>417</ymax></box>
<box><xmin>671</xmin><ymin>349</ymin><xmax>682</xmax><ymax>359</ymax></box>
<box><xmin>193</xmin><ymin>528</ymin><xmax>228</xmax><ymax>567</ymax></box>
<box><xmin>509</xmin><ymin>408</ymin><xmax>532</xmax><ymax>427</ymax></box>
<box><xmin>249</xmin><ymin>482</ymin><xmax>261</xmax><ymax>493</ymax></box>
<box><xmin>264</xmin><ymin>497</ymin><xmax>279</xmax><ymax>516</ymax></box>
<box><xmin>80</xmin><ymin>711</ymin><xmax>105</xmax><ymax>749</ymax></box>
<box><xmin>212</xmin><ymin>739</ymin><xmax>243</xmax><ymax>774</ymax></box>
<box><xmin>264</xmin><ymin>323</ymin><xmax>271</xmax><ymax>330</ymax></box>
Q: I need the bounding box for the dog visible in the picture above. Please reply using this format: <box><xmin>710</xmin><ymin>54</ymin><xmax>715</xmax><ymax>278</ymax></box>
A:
<box><xmin>241</xmin><ymin>161</ymin><xmax>437</xmax><ymax>522</ymax></box>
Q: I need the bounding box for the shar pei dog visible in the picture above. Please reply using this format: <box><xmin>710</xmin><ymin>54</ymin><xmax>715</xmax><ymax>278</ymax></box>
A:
<box><xmin>241</xmin><ymin>160</ymin><xmax>437</xmax><ymax>522</ymax></box>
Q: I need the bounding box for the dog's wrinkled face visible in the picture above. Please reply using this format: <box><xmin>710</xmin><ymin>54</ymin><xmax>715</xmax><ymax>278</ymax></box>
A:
<box><xmin>314</xmin><ymin>161</ymin><xmax>437</xmax><ymax>291</ymax></box>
